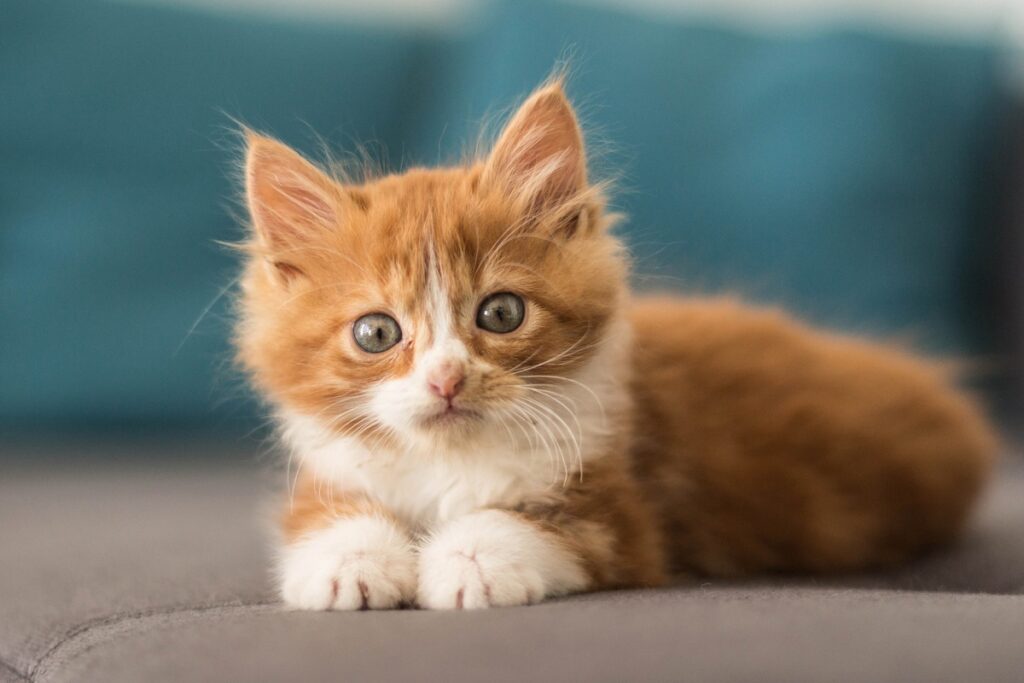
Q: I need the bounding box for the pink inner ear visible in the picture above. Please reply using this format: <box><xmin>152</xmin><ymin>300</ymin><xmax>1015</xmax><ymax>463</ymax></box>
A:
<box><xmin>486</xmin><ymin>85</ymin><xmax>587</xmax><ymax>210</ymax></box>
<box><xmin>245</xmin><ymin>134</ymin><xmax>338</xmax><ymax>251</ymax></box>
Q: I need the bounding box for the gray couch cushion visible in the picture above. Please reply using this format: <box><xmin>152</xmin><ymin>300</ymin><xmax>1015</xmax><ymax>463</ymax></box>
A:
<box><xmin>26</xmin><ymin>590</ymin><xmax>1024</xmax><ymax>683</ymax></box>
<box><xmin>2</xmin><ymin>440</ymin><xmax>1022</xmax><ymax>683</ymax></box>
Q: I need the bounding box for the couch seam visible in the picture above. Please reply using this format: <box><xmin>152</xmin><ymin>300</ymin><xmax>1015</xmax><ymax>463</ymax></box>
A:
<box><xmin>27</xmin><ymin>600</ymin><xmax>277</xmax><ymax>681</ymax></box>
<box><xmin>0</xmin><ymin>658</ymin><xmax>30</xmax><ymax>683</ymax></box>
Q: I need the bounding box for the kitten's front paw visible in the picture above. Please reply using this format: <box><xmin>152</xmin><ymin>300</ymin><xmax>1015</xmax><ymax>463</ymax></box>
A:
<box><xmin>419</xmin><ymin>546</ymin><xmax>545</xmax><ymax>609</ymax></box>
<box><xmin>279</xmin><ymin>516</ymin><xmax>416</xmax><ymax>611</ymax></box>
<box><xmin>418</xmin><ymin>510</ymin><xmax>587</xmax><ymax>610</ymax></box>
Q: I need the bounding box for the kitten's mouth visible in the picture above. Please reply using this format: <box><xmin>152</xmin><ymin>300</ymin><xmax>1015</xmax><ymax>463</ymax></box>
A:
<box><xmin>418</xmin><ymin>404</ymin><xmax>481</xmax><ymax>429</ymax></box>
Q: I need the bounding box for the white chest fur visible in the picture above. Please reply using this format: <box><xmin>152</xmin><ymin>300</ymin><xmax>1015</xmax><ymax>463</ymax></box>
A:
<box><xmin>282</xmin><ymin>412</ymin><xmax>588</xmax><ymax>533</ymax></box>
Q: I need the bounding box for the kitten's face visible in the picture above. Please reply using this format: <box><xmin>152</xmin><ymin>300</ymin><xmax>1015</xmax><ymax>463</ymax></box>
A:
<box><xmin>237</xmin><ymin>84</ymin><xmax>627</xmax><ymax>453</ymax></box>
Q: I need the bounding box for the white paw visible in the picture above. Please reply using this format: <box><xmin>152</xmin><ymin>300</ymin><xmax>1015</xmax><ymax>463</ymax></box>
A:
<box><xmin>418</xmin><ymin>547</ymin><xmax>545</xmax><ymax>609</ymax></box>
<box><xmin>417</xmin><ymin>510</ymin><xmax>588</xmax><ymax>610</ymax></box>
<box><xmin>279</xmin><ymin>516</ymin><xmax>416</xmax><ymax>611</ymax></box>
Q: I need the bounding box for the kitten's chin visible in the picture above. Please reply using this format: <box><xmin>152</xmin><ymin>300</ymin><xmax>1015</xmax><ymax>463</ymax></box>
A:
<box><xmin>413</xmin><ymin>407</ymin><xmax>488</xmax><ymax>444</ymax></box>
<box><xmin>417</xmin><ymin>406</ymin><xmax>482</xmax><ymax>430</ymax></box>
<box><xmin>405</xmin><ymin>407</ymin><xmax>501</xmax><ymax>451</ymax></box>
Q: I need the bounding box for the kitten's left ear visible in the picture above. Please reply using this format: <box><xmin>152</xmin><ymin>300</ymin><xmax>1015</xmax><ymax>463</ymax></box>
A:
<box><xmin>483</xmin><ymin>82</ymin><xmax>588</xmax><ymax>232</ymax></box>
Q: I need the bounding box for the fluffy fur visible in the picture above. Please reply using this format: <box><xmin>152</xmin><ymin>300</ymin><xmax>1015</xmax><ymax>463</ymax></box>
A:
<box><xmin>235</xmin><ymin>80</ymin><xmax>997</xmax><ymax>610</ymax></box>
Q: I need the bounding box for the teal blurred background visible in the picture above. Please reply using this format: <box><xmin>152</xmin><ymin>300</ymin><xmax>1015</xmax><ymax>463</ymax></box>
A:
<box><xmin>2</xmin><ymin>0</ymin><xmax>1022</xmax><ymax>436</ymax></box>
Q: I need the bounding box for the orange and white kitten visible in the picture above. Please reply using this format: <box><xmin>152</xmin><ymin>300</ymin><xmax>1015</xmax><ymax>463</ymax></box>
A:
<box><xmin>236</xmin><ymin>81</ymin><xmax>997</xmax><ymax>610</ymax></box>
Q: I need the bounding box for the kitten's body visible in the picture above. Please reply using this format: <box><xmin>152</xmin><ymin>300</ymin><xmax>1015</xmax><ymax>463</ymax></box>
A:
<box><xmin>237</xmin><ymin>82</ymin><xmax>996</xmax><ymax>610</ymax></box>
<box><xmin>630</xmin><ymin>298</ymin><xmax>993</xmax><ymax>576</ymax></box>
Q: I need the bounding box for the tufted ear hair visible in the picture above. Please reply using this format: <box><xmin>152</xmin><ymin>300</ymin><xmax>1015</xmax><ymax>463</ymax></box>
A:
<box><xmin>483</xmin><ymin>81</ymin><xmax>588</xmax><ymax>230</ymax></box>
<box><xmin>244</xmin><ymin>132</ymin><xmax>341</xmax><ymax>281</ymax></box>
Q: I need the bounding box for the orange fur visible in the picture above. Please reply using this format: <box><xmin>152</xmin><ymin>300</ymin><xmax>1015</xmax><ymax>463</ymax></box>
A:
<box><xmin>238</xmin><ymin>80</ymin><xmax>998</xmax><ymax>608</ymax></box>
<box><xmin>281</xmin><ymin>474</ymin><xmax>400</xmax><ymax>543</ymax></box>
<box><xmin>630</xmin><ymin>297</ymin><xmax>997</xmax><ymax>576</ymax></box>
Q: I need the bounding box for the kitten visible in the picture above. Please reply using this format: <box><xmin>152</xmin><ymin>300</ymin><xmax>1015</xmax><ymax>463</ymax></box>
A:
<box><xmin>235</xmin><ymin>80</ymin><xmax>997</xmax><ymax>610</ymax></box>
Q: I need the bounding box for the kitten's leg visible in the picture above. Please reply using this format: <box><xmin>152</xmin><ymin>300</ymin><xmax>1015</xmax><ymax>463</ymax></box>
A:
<box><xmin>278</xmin><ymin>478</ymin><xmax>417</xmax><ymax>611</ymax></box>
<box><xmin>418</xmin><ymin>463</ymin><xmax>665</xmax><ymax>609</ymax></box>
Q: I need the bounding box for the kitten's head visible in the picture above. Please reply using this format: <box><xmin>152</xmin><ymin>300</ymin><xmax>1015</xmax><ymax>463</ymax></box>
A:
<box><xmin>236</xmin><ymin>82</ymin><xmax>628</xmax><ymax>454</ymax></box>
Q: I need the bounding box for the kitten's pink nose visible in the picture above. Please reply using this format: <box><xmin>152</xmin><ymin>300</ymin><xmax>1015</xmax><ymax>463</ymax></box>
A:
<box><xmin>427</xmin><ymin>361</ymin><xmax>465</xmax><ymax>400</ymax></box>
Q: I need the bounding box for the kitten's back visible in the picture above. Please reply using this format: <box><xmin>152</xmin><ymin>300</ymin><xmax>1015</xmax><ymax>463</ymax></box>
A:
<box><xmin>628</xmin><ymin>296</ymin><xmax>997</xmax><ymax>576</ymax></box>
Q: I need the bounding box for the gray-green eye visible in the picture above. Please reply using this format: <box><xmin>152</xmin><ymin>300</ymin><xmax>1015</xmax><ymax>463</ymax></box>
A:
<box><xmin>353</xmin><ymin>313</ymin><xmax>402</xmax><ymax>353</ymax></box>
<box><xmin>476</xmin><ymin>292</ymin><xmax>525</xmax><ymax>334</ymax></box>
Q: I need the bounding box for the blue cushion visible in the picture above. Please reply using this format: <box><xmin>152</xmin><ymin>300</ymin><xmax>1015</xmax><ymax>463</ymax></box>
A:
<box><xmin>0</xmin><ymin>0</ymin><xmax>431</xmax><ymax>429</ymax></box>
<box><xmin>1</xmin><ymin>0</ymin><xmax>1013</xmax><ymax>431</ymax></box>
<box><xmin>415</xmin><ymin>0</ymin><xmax>1009</xmax><ymax>355</ymax></box>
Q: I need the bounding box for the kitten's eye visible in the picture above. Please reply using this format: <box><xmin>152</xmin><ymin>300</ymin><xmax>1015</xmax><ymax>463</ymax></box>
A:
<box><xmin>353</xmin><ymin>313</ymin><xmax>402</xmax><ymax>353</ymax></box>
<box><xmin>476</xmin><ymin>292</ymin><xmax>525</xmax><ymax>334</ymax></box>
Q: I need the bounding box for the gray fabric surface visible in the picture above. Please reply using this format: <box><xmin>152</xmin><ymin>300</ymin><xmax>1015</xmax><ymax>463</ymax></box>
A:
<box><xmin>1</xmin><ymin>439</ymin><xmax>1022</xmax><ymax>682</ymax></box>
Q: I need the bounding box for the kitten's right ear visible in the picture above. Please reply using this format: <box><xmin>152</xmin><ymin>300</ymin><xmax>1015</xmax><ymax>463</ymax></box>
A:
<box><xmin>244</xmin><ymin>132</ymin><xmax>339</xmax><ymax>281</ymax></box>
